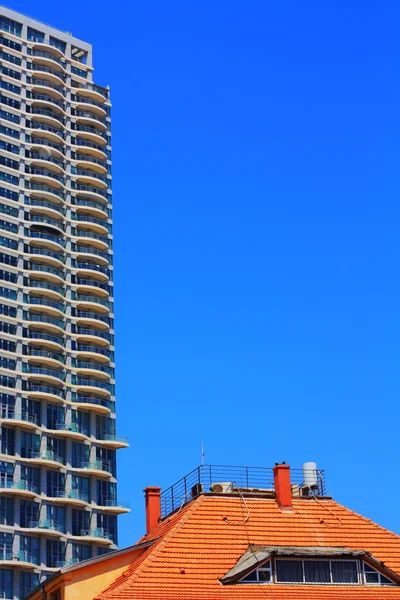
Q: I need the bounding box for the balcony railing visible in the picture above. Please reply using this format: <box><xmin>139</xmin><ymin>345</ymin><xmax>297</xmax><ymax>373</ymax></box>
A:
<box><xmin>24</xmin><ymin>330</ymin><xmax>65</xmax><ymax>347</ymax></box>
<box><xmin>76</xmin><ymin>328</ymin><xmax>112</xmax><ymax>342</ymax></box>
<box><xmin>75</xmin><ymin>344</ymin><xmax>113</xmax><ymax>358</ymax></box>
<box><xmin>24</xmin><ymin>347</ymin><xmax>65</xmax><ymax>363</ymax></box>
<box><xmin>80</xmin><ymin>527</ymin><xmax>111</xmax><ymax>539</ymax></box>
<box><xmin>0</xmin><ymin>409</ymin><xmax>38</xmax><ymax>425</ymax></box>
<box><xmin>24</xmin><ymin>365</ymin><xmax>65</xmax><ymax>380</ymax></box>
<box><xmin>24</xmin><ymin>383</ymin><xmax>64</xmax><ymax>397</ymax></box>
<box><xmin>55</xmin><ymin>422</ymin><xmax>88</xmax><ymax>436</ymax></box>
<box><xmin>26</xmin><ymin>279</ymin><xmax>65</xmax><ymax>295</ymax></box>
<box><xmin>73</xmin><ymin>395</ymin><xmax>114</xmax><ymax>410</ymax></box>
<box><xmin>0</xmin><ymin>479</ymin><xmax>38</xmax><ymax>493</ymax></box>
<box><xmin>160</xmin><ymin>465</ymin><xmax>328</xmax><ymax>518</ymax></box>
<box><xmin>27</xmin><ymin>231</ymin><xmax>65</xmax><ymax>246</ymax></box>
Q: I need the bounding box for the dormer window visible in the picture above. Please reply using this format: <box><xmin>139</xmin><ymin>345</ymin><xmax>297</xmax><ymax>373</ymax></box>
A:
<box><xmin>221</xmin><ymin>546</ymin><xmax>399</xmax><ymax>587</ymax></box>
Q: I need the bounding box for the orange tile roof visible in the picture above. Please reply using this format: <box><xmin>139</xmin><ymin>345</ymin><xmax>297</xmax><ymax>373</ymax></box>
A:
<box><xmin>96</xmin><ymin>494</ymin><xmax>400</xmax><ymax>600</ymax></box>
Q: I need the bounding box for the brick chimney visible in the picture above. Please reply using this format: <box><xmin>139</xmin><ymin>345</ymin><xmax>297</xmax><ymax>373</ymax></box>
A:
<box><xmin>273</xmin><ymin>463</ymin><xmax>292</xmax><ymax>510</ymax></box>
<box><xmin>144</xmin><ymin>486</ymin><xmax>161</xmax><ymax>534</ymax></box>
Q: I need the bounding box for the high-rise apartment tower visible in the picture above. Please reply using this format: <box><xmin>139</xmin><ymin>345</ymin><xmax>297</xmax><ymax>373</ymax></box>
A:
<box><xmin>0</xmin><ymin>6</ymin><xmax>128</xmax><ymax>599</ymax></box>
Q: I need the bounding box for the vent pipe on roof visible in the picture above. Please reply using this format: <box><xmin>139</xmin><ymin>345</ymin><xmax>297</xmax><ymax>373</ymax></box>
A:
<box><xmin>144</xmin><ymin>486</ymin><xmax>161</xmax><ymax>535</ymax></box>
<box><xmin>273</xmin><ymin>463</ymin><xmax>292</xmax><ymax>511</ymax></box>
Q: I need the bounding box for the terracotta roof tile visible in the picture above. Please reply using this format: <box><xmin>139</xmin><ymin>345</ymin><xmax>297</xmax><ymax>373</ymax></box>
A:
<box><xmin>96</xmin><ymin>495</ymin><xmax>400</xmax><ymax>600</ymax></box>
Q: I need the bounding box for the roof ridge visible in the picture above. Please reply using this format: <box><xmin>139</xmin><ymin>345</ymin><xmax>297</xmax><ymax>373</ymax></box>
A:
<box><xmin>326</xmin><ymin>498</ymin><xmax>400</xmax><ymax>539</ymax></box>
<box><xmin>97</xmin><ymin>495</ymin><xmax>206</xmax><ymax>599</ymax></box>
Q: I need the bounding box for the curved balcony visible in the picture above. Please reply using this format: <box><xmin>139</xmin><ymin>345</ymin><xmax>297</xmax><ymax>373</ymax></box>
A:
<box><xmin>24</xmin><ymin>449</ymin><xmax>64</xmax><ymax>468</ymax></box>
<box><xmin>0</xmin><ymin>549</ymin><xmax>40</xmax><ymax>570</ymax></box>
<box><xmin>28</xmin><ymin>229</ymin><xmax>65</xmax><ymax>252</ymax></box>
<box><xmin>72</xmin><ymin>170</ymin><xmax>108</xmax><ymax>190</ymax></box>
<box><xmin>73</xmin><ymin>344</ymin><xmax>112</xmax><ymax>364</ymax></box>
<box><xmin>25</xmin><ymin>312</ymin><xmax>65</xmax><ymax>335</ymax></box>
<box><xmin>73</xmin><ymin>217</ymin><xmax>109</xmax><ymax>236</ymax></box>
<box><xmin>29</xmin><ymin>65</ymin><xmax>65</xmax><ymax>86</ymax></box>
<box><xmin>73</xmin><ymin>377</ymin><xmax>113</xmax><ymax>398</ymax></box>
<box><xmin>26</xmin><ymin>153</ymin><xmax>65</xmax><ymax>175</ymax></box>
<box><xmin>25</xmin><ymin>278</ymin><xmax>65</xmax><ymax>302</ymax></box>
<box><xmin>95</xmin><ymin>499</ymin><xmax>130</xmax><ymax>515</ymax></box>
<box><xmin>25</xmin><ymin>196</ymin><xmax>65</xmax><ymax>214</ymax></box>
<box><xmin>73</xmin><ymin>249</ymin><xmax>110</xmax><ymax>270</ymax></box>
<box><xmin>27</xmin><ymin>137</ymin><xmax>65</xmax><ymax>158</ymax></box>
<box><xmin>71</xmin><ymin>394</ymin><xmax>113</xmax><ymax>414</ymax></box>
<box><xmin>25</xmin><ymin>344</ymin><xmax>64</xmax><ymax>366</ymax></box>
<box><xmin>96</xmin><ymin>434</ymin><xmax>129</xmax><ymax>450</ymax></box>
<box><xmin>72</xmin><ymin>229</ymin><xmax>110</xmax><ymax>251</ymax></box>
<box><xmin>27</xmin><ymin>168</ymin><xmax>65</xmax><ymax>188</ymax></box>
<box><xmin>28</xmin><ymin>107</ymin><xmax>64</xmax><ymax>129</ymax></box>
<box><xmin>23</xmin><ymin>519</ymin><xmax>64</xmax><ymax>537</ymax></box>
<box><xmin>26</xmin><ymin>263</ymin><xmax>65</xmax><ymax>286</ymax></box>
<box><xmin>71</xmin><ymin>83</ymin><xmax>109</xmax><ymax>104</ymax></box>
<box><xmin>25</xmin><ymin>305</ymin><xmax>64</xmax><ymax>326</ymax></box>
<box><xmin>25</xmin><ymin>245</ymin><xmax>65</xmax><ymax>269</ymax></box>
<box><xmin>26</xmin><ymin>217</ymin><xmax>64</xmax><ymax>237</ymax></box>
<box><xmin>29</xmin><ymin>92</ymin><xmax>65</xmax><ymax>110</ymax></box>
<box><xmin>24</xmin><ymin>362</ymin><xmax>65</xmax><ymax>381</ymax></box>
<box><xmin>73</xmin><ymin>153</ymin><xmax>107</xmax><ymax>173</ymax></box>
<box><xmin>0</xmin><ymin>479</ymin><xmax>39</xmax><ymax>498</ymax></box>
<box><xmin>51</xmin><ymin>421</ymin><xmax>89</xmax><ymax>440</ymax></box>
<box><xmin>74</xmin><ymin>310</ymin><xmax>111</xmax><ymax>329</ymax></box>
<box><xmin>74</xmin><ymin>115</ymin><xmax>107</xmax><ymax>134</ymax></box>
<box><xmin>31</xmin><ymin>41</ymin><xmax>65</xmax><ymax>59</ymax></box>
<box><xmin>74</xmin><ymin>183</ymin><xmax>108</xmax><ymax>199</ymax></box>
<box><xmin>30</xmin><ymin>50</ymin><xmax>65</xmax><ymax>72</ymax></box>
<box><xmin>73</xmin><ymin>279</ymin><xmax>110</xmax><ymax>299</ymax></box>
<box><xmin>73</xmin><ymin>460</ymin><xmax>112</xmax><ymax>479</ymax></box>
<box><xmin>74</xmin><ymin>126</ymin><xmax>107</xmax><ymax>147</ymax></box>
<box><xmin>73</xmin><ymin>360</ymin><xmax>112</xmax><ymax>380</ymax></box>
<box><xmin>24</xmin><ymin>329</ymin><xmax>65</xmax><ymax>352</ymax></box>
<box><xmin>74</xmin><ymin>264</ymin><xmax>110</xmax><ymax>283</ymax></box>
<box><xmin>29</xmin><ymin>77</ymin><xmax>65</xmax><ymax>100</ymax></box>
<box><xmin>27</xmin><ymin>121</ymin><xmax>64</xmax><ymax>144</ymax></box>
<box><xmin>75</xmin><ymin>528</ymin><xmax>113</xmax><ymax>544</ymax></box>
<box><xmin>26</xmin><ymin>182</ymin><xmax>64</xmax><ymax>203</ymax></box>
<box><xmin>73</xmin><ymin>203</ymin><xmax>108</xmax><ymax>222</ymax></box>
<box><xmin>0</xmin><ymin>409</ymin><xmax>39</xmax><ymax>431</ymax></box>
<box><xmin>24</xmin><ymin>382</ymin><xmax>65</xmax><ymax>403</ymax></box>
<box><xmin>51</xmin><ymin>489</ymin><xmax>90</xmax><ymax>507</ymax></box>
<box><xmin>72</xmin><ymin>95</ymin><xmax>107</xmax><ymax>117</ymax></box>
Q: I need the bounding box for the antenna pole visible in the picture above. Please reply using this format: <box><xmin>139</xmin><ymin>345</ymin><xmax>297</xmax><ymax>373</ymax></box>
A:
<box><xmin>201</xmin><ymin>441</ymin><xmax>205</xmax><ymax>466</ymax></box>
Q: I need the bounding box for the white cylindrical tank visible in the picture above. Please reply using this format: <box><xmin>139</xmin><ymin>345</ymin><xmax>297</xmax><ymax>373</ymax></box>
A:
<box><xmin>303</xmin><ymin>462</ymin><xmax>318</xmax><ymax>489</ymax></box>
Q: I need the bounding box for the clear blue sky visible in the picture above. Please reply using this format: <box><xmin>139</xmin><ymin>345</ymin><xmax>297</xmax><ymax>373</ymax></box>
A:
<box><xmin>10</xmin><ymin>0</ymin><xmax>400</xmax><ymax>546</ymax></box>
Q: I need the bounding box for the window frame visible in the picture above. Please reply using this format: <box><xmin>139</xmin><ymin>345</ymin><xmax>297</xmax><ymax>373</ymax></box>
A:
<box><xmin>238</xmin><ymin>557</ymin><xmax>398</xmax><ymax>586</ymax></box>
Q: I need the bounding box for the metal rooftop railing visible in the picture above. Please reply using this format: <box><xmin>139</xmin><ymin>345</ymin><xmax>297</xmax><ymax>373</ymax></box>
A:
<box><xmin>160</xmin><ymin>464</ymin><xmax>327</xmax><ymax>519</ymax></box>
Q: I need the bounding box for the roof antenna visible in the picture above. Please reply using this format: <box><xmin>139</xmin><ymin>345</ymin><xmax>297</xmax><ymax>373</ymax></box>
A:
<box><xmin>201</xmin><ymin>441</ymin><xmax>205</xmax><ymax>466</ymax></box>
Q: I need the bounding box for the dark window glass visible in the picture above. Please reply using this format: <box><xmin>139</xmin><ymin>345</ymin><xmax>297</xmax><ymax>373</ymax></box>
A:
<box><xmin>0</xmin><ymin>496</ymin><xmax>13</xmax><ymax>525</ymax></box>
<box><xmin>0</xmin><ymin>17</ymin><xmax>22</xmax><ymax>37</ymax></box>
<box><xmin>20</xmin><ymin>571</ymin><xmax>39</xmax><ymax>599</ymax></box>
<box><xmin>0</xmin><ymin>568</ymin><xmax>12</xmax><ymax>597</ymax></box>
<box><xmin>20</xmin><ymin>500</ymin><xmax>39</xmax><ymax>528</ymax></box>
<box><xmin>27</xmin><ymin>27</ymin><xmax>44</xmax><ymax>43</ymax></box>
<box><xmin>0</xmin><ymin>124</ymin><xmax>19</xmax><ymax>139</ymax></box>
<box><xmin>304</xmin><ymin>560</ymin><xmax>330</xmax><ymax>583</ymax></box>
<box><xmin>0</xmin><ymin>426</ymin><xmax>14</xmax><ymax>454</ymax></box>
<box><xmin>331</xmin><ymin>560</ymin><xmax>358</xmax><ymax>584</ymax></box>
<box><xmin>276</xmin><ymin>560</ymin><xmax>303</xmax><ymax>583</ymax></box>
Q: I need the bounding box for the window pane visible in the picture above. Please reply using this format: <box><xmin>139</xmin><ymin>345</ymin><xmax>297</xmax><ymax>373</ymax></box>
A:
<box><xmin>258</xmin><ymin>569</ymin><xmax>271</xmax><ymax>582</ymax></box>
<box><xmin>380</xmin><ymin>574</ymin><xmax>395</xmax><ymax>586</ymax></box>
<box><xmin>276</xmin><ymin>560</ymin><xmax>303</xmax><ymax>582</ymax></box>
<box><xmin>241</xmin><ymin>571</ymin><xmax>258</xmax><ymax>582</ymax></box>
<box><xmin>365</xmin><ymin>571</ymin><xmax>379</xmax><ymax>584</ymax></box>
<box><xmin>331</xmin><ymin>560</ymin><xmax>358</xmax><ymax>584</ymax></box>
<box><xmin>304</xmin><ymin>560</ymin><xmax>330</xmax><ymax>583</ymax></box>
